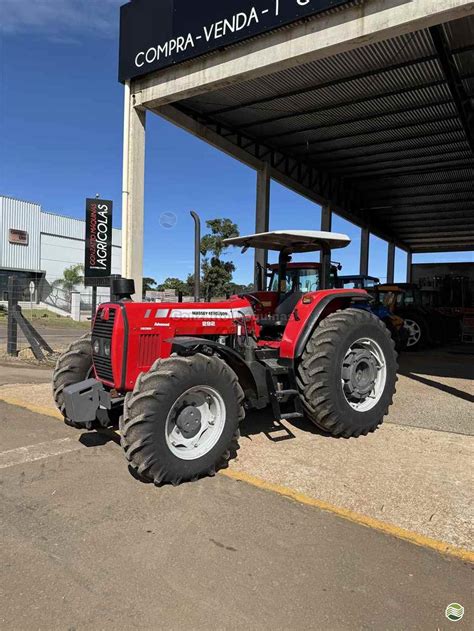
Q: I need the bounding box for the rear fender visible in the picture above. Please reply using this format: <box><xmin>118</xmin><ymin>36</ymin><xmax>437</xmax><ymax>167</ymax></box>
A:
<box><xmin>280</xmin><ymin>290</ymin><xmax>369</xmax><ymax>360</ymax></box>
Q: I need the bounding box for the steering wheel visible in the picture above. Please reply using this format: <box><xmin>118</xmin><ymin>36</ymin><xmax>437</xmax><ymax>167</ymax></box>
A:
<box><xmin>238</xmin><ymin>293</ymin><xmax>264</xmax><ymax>311</ymax></box>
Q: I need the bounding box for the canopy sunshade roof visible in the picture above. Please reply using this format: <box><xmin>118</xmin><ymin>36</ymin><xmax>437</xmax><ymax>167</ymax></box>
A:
<box><xmin>224</xmin><ymin>230</ymin><xmax>351</xmax><ymax>252</ymax></box>
<box><xmin>168</xmin><ymin>15</ymin><xmax>474</xmax><ymax>253</ymax></box>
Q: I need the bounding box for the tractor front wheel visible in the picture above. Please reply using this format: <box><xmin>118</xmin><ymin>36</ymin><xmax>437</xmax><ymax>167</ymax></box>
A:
<box><xmin>297</xmin><ymin>308</ymin><xmax>397</xmax><ymax>438</ymax></box>
<box><xmin>120</xmin><ymin>353</ymin><xmax>245</xmax><ymax>485</ymax></box>
<box><xmin>52</xmin><ymin>332</ymin><xmax>94</xmax><ymax>429</ymax></box>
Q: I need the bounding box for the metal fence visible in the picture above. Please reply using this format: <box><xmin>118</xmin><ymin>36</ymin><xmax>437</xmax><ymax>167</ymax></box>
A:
<box><xmin>0</xmin><ymin>275</ymin><xmax>119</xmax><ymax>359</ymax></box>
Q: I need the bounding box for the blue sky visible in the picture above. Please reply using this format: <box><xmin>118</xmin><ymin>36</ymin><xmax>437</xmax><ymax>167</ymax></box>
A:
<box><xmin>1</xmin><ymin>0</ymin><xmax>471</xmax><ymax>285</ymax></box>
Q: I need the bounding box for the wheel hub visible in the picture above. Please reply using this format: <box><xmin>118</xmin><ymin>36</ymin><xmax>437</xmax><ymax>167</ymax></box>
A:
<box><xmin>166</xmin><ymin>386</ymin><xmax>227</xmax><ymax>460</ymax></box>
<box><xmin>176</xmin><ymin>405</ymin><xmax>202</xmax><ymax>438</ymax></box>
<box><xmin>342</xmin><ymin>349</ymin><xmax>378</xmax><ymax>400</ymax></box>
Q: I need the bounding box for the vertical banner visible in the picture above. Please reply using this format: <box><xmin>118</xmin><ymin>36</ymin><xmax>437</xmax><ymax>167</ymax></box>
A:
<box><xmin>84</xmin><ymin>198</ymin><xmax>113</xmax><ymax>286</ymax></box>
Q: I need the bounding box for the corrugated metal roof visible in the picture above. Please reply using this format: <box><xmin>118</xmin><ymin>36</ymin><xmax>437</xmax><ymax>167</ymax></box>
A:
<box><xmin>176</xmin><ymin>17</ymin><xmax>474</xmax><ymax>252</ymax></box>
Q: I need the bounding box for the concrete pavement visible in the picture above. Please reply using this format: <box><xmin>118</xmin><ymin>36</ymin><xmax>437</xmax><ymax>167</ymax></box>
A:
<box><xmin>0</xmin><ymin>401</ymin><xmax>472</xmax><ymax>631</ymax></box>
<box><xmin>0</xmin><ymin>360</ymin><xmax>53</xmax><ymax>385</ymax></box>
<box><xmin>0</xmin><ymin>346</ymin><xmax>472</xmax><ymax>549</ymax></box>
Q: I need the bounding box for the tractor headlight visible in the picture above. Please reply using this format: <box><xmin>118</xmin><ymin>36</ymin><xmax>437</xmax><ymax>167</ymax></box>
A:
<box><xmin>93</xmin><ymin>339</ymin><xmax>100</xmax><ymax>355</ymax></box>
<box><xmin>103</xmin><ymin>340</ymin><xmax>111</xmax><ymax>358</ymax></box>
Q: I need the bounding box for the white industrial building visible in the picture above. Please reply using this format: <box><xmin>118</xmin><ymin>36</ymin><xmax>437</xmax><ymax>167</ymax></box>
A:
<box><xmin>0</xmin><ymin>195</ymin><xmax>122</xmax><ymax>308</ymax></box>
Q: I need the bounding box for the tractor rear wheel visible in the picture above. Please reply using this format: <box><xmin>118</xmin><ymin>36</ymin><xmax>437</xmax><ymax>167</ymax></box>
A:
<box><xmin>120</xmin><ymin>353</ymin><xmax>245</xmax><ymax>485</ymax></box>
<box><xmin>52</xmin><ymin>332</ymin><xmax>94</xmax><ymax>429</ymax></box>
<box><xmin>296</xmin><ymin>308</ymin><xmax>397</xmax><ymax>438</ymax></box>
<box><xmin>403</xmin><ymin>311</ymin><xmax>429</xmax><ymax>351</ymax></box>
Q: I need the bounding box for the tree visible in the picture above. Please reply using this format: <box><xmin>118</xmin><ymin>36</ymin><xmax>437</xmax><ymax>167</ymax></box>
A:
<box><xmin>157</xmin><ymin>277</ymin><xmax>188</xmax><ymax>294</ymax></box>
<box><xmin>143</xmin><ymin>277</ymin><xmax>157</xmax><ymax>294</ymax></box>
<box><xmin>229</xmin><ymin>281</ymin><xmax>255</xmax><ymax>295</ymax></box>
<box><xmin>52</xmin><ymin>264</ymin><xmax>84</xmax><ymax>295</ymax></box>
<box><xmin>200</xmin><ymin>218</ymin><xmax>239</xmax><ymax>299</ymax></box>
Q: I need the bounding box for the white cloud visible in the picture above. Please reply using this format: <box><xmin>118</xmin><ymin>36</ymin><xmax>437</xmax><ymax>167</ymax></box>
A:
<box><xmin>1</xmin><ymin>0</ymin><xmax>124</xmax><ymax>38</ymax></box>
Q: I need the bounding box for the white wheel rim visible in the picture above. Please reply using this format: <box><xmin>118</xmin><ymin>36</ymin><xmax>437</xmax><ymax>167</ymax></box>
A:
<box><xmin>405</xmin><ymin>319</ymin><xmax>421</xmax><ymax>347</ymax></box>
<box><xmin>341</xmin><ymin>337</ymin><xmax>387</xmax><ymax>413</ymax></box>
<box><xmin>165</xmin><ymin>386</ymin><xmax>226</xmax><ymax>461</ymax></box>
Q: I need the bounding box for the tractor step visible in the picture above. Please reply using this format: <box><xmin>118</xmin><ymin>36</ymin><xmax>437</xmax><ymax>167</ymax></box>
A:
<box><xmin>276</xmin><ymin>389</ymin><xmax>298</xmax><ymax>398</ymax></box>
<box><xmin>265</xmin><ymin>364</ymin><xmax>304</xmax><ymax>423</ymax></box>
<box><xmin>280</xmin><ymin>411</ymin><xmax>304</xmax><ymax>420</ymax></box>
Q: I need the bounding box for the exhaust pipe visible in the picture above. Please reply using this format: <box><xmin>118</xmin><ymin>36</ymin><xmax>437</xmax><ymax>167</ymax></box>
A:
<box><xmin>190</xmin><ymin>211</ymin><xmax>201</xmax><ymax>302</ymax></box>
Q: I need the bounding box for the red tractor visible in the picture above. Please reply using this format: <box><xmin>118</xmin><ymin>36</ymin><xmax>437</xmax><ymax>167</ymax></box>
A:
<box><xmin>53</xmin><ymin>231</ymin><xmax>397</xmax><ymax>485</ymax></box>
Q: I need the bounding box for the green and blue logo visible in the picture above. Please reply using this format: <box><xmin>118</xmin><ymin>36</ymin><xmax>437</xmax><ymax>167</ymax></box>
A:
<box><xmin>445</xmin><ymin>603</ymin><xmax>464</xmax><ymax>622</ymax></box>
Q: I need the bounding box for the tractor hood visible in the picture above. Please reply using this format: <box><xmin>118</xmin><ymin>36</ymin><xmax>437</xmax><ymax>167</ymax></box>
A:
<box><xmin>91</xmin><ymin>298</ymin><xmax>255</xmax><ymax>392</ymax></box>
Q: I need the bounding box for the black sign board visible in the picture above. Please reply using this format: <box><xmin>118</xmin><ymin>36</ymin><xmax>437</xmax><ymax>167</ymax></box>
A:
<box><xmin>84</xmin><ymin>199</ymin><xmax>113</xmax><ymax>287</ymax></box>
<box><xmin>119</xmin><ymin>0</ymin><xmax>353</xmax><ymax>82</ymax></box>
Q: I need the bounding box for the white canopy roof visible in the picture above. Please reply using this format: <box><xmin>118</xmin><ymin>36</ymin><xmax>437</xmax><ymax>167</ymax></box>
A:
<box><xmin>224</xmin><ymin>230</ymin><xmax>351</xmax><ymax>252</ymax></box>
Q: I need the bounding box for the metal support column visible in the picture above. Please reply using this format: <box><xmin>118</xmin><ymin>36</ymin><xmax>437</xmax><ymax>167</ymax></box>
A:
<box><xmin>387</xmin><ymin>242</ymin><xmax>395</xmax><ymax>284</ymax></box>
<box><xmin>122</xmin><ymin>81</ymin><xmax>146</xmax><ymax>299</ymax></box>
<box><xmin>359</xmin><ymin>227</ymin><xmax>370</xmax><ymax>276</ymax></box>
<box><xmin>406</xmin><ymin>250</ymin><xmax>413</xmax><ymax>283</ymax></box>
<box><xmin>320</xmin><ymin>204</ymin><xmax>332</xmax><ymax>285</ymax></box>
<box><xmin>254</xmin><ymin>162</ymin><xmax>270</xmax><ymax>290</ymax></box>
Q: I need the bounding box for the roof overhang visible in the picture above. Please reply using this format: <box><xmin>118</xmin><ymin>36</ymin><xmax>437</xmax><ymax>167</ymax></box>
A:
<box><xmin>129</xmin><ymin>0</ymin><xmax>474</xmax><ymax>253</ymax></box>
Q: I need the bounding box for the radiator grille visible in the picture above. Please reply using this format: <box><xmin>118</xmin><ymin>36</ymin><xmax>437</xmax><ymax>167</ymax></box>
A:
<box><xmin>92</xmin><ymin>308</ymin><xmax>116</xmax><ymax>337</ymax></box>
<box><xmin>92</xmin><ymin>307</ymin><xmax>116</xmax><ymax>382</ymax></box>
<box><xmin>138</xmin><ymin>334</ymin><xmax>161</xmax><ymax>367</ymax></box>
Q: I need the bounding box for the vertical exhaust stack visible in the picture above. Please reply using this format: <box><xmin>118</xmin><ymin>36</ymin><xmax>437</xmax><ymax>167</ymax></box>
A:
<box><xmin>111</xmin><ymin>278</ymin><xmax>135</xmax><ymax>302</ymax></box>
<box><xmin>190</xmin><ymin>211</ymin><xmax>201</xmax><ymax>302</ymax></box>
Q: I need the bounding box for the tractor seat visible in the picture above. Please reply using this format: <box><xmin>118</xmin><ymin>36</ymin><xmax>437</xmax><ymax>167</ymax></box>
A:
<box><xmin>257</xmin><ymin>291</ymin><xmax>303</xmax><ymax>332</ymax></box>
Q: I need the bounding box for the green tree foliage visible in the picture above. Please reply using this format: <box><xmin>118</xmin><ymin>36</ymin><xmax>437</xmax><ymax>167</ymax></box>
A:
<box><xmin>228</xmin><ymin>281</ymin><xmax>255</xmax><ymax>295</ymax></box>
<box><xmin>52</xmin><ymin>264</ymin><xmax>84</xmax><ymax>295</ymax></box>
<box><xmin>157</xmin><ymin>277</ymin><xmax>188</xmax><ymax>294</ymax></box>
<box><xmin>143</xmin><ymin>277</ymin><xmax>157</xmax><ymax>294</ymax></box>
<box><xmin>200</xmin><ymin>219</ymin><xmax>239</xmax><ymax>299</ymax></box>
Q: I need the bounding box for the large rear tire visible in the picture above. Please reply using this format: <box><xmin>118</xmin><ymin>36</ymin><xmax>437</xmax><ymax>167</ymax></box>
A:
<box><xmin>296</xmin><ymin>308</ymin><xmax>397</xmax><ymax>438</ymax></box>
<box><xmin>52</xmin><ymin>333</ymin><xmax>94</xmax><ymax>429</ymax></box>
<box><xmin>120</xmin><ymin>353</ymin><xmax>245</xmax><ymax>485</ymax></box>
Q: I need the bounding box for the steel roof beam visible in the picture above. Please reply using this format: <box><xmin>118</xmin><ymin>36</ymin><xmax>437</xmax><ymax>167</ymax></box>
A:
<box><xmin>386</xmin><ymin>219</ymin><xmax>474</xmax><ymax>229</ymax></box>
<box><xmin>332</xmin><ymin>154</ymin><xmax>473</xmax><ymax>175</ymax></box>
<box><xmin>429</xmin><ymin>25</ymin><xmax>474</xmax><ymax>153</ymax></box>
<box><xmin>280</xmin><ymin>113</ymin><xmax>460</xmax><ymax>151</ymax></box>
<box><xmin>411</xmin><ymin>244</ymin><xmax>474</xmax><ymax>253</ymax></box>
<box><xmin>344</xmin><ymin>161</ymin><xmax>474</xmax><ymax>179</ymax></box>
<box><xmin>309</xmin><ymin>143</ymin><xmax>468</xmax><ymax>169</ymax></box>
<box><xmin>209</xmin><ymin>54</ymin><xmax>441</xmax><ymax>116</ymax></box>
<box><xmin>365</xmin><ymin>201</ymin><xmax>474</xmax><ymax>212</ymax></box>
<box><xmin>260</xmin><ymin>100</ymin><xmax>454</xmax><ymax>143</ymax></box>
<box><xmin>304</xmin><ymin>130</ymin><xmax>465</xmax><ymax>159</ymax></box>
<box><xmin>372</xmin><ymin>208</ymin><xmax>474</xmax><ymax>218</ymax></box>
<box><xmin>240</xmin><ymin>79</ymin><xmax>448</xmax><ymax>131</ymax></box>
<box><xmin>206</xmin><ymin>44</ymin><xmax>474</xmax><ymax>118</ymax></box>
<box><xmin>407</xmin><ymin>235</ymin><xmax>474</xmax><ymax>243</ymax></box>
<box><xmin>366</xmin><ymin>194</ymin><xmax>474</xmax><ymax>206</ymax></box>
<box><xmin>325</xmin><ymin>152</ymin><xmax>472</xmax><ymax>174</ymax></box>
<box><xmin>361</xmin><ymin>176</ymin><xmax>474</xmax><ymax>192</ymax></box>
<box><xmin>396</xmin><ymin>225</ymin><xmax>474</xmax><ymax>234</ymax></box>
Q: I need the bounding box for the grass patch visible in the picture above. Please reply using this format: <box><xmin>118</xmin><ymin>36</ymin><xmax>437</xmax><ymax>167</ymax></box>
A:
<box><xmin>0</xmin><ymin>308</ymin><xmax>90</xmax><ymax>329</ymax></box>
